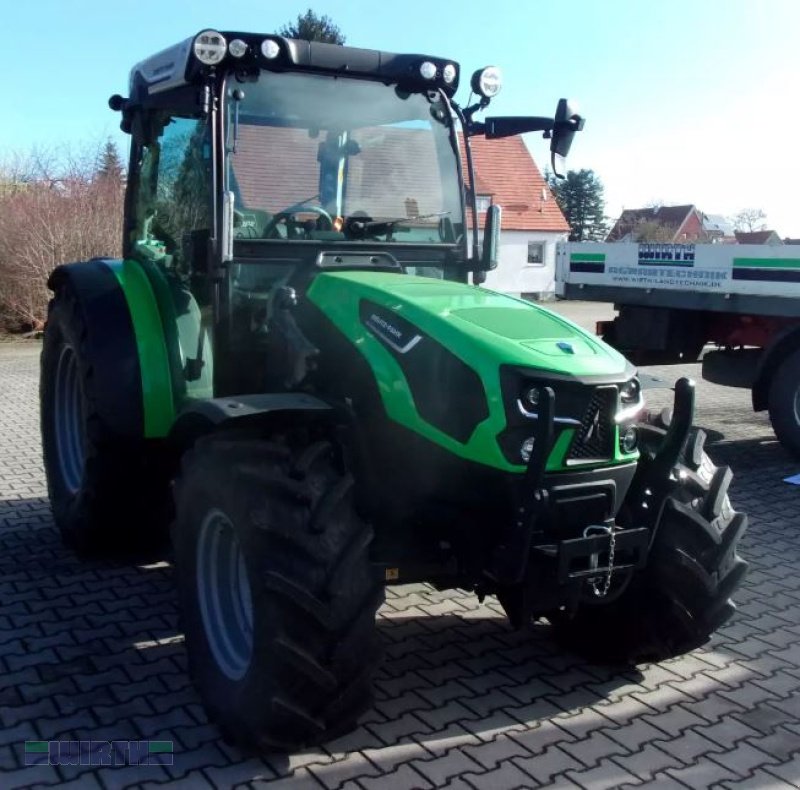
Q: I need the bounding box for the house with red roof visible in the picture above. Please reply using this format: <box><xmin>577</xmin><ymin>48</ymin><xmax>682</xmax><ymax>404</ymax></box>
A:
<box><xmin>606</xmin><ymin>204</ymin><xmax>708</xmax><ymax>243</ymax></box>
<box><xmin>461</xmin><ymin>135</ymin><xmax>570</xmax><ymax>298</ymax></box>
<box><xmin>734</xmin><ymin>230</ymin><xmax>782</xmax><ymax>245</ymax></box>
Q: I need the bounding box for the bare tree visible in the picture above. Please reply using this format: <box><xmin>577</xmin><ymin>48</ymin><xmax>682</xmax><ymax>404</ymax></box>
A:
<box><xmin>734</xmin><ymin>207</ymin><xmax>767</xmax><ymax>233</ymax></box>
<box><xmin>631</xmin><ymin>219</ymin><xmax>677</xmax><ymax>242</ymax></box>
<box><xmin>0</xmin><ymin>143</ymin><xmax>124</xmax><ymax>332</ymax></box>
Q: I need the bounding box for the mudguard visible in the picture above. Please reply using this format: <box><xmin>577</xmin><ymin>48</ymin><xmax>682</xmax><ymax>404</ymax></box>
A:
<box><xmin>47</xmin><ymin>260</ymin><xmax>149</xmax><ymax>439</ymax></box>
<box><xmin>169</xmin><ymin>393</ymin><xmax>334</xmax><ymax>448</ymax></box>
<box><xmin>48</xmin><ymin>258</ymin><xmax>178</xmax><ymax>438</ymax></box>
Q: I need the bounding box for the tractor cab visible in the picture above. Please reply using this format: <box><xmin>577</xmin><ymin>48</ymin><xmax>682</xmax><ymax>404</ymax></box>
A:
<box><xmin>110</xmin><ymin>30</ymin><xmax>583</xmax><ymax>396</ymax></box>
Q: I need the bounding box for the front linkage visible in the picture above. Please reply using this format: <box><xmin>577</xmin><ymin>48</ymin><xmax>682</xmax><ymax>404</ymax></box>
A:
<box><xmin>489</xmin><ymin>379</ymin><xmax>697</xmax><ymax>627</ymax></box>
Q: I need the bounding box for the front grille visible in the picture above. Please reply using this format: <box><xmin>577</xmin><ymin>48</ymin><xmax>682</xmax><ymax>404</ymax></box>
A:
<box><xmin>567</xmin><ymin>387</ymin><xmax>616</xmax><ymax>462</ymax></box>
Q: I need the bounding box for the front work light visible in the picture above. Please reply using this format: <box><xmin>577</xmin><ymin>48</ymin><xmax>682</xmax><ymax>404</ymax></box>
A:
<box><xmin>261</xmin><ymin>39</ymin><xmax>280</xmax><ymax>59</ymax></box>
<box><xmin>471</xmin><ymin>66</ymin><xmax>502</xmax><ymax>98</ymax></box>
<box><xmin>420</xmin><ymin>61</ymin><xmax>437</xmax><ymax>80</ymax></box>
<box><xmin>228</xmin><ymin>39</ymin><xmax>248</xmax><ymax>58</ymax></box>
<box><xmin>193</xmin><ymin>30</ymin><xmax>227</xmax><ymax>65</ymax></box>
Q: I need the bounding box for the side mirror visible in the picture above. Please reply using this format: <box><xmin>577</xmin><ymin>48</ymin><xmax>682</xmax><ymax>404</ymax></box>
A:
<box><xmin>481</xmin><ymin>204</ymin><xmax>502</xmax><ymax>270</ymax></box>
<box><xmin>550</xmin><ymin>99</ymin><xmax>585</xmax><ymax>177</ymax></box>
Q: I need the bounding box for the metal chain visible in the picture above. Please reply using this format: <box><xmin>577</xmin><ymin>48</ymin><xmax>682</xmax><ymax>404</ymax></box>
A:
<box><xmin>590</xmin><ymin>527</ymin><xmax>616</xmax><ymax>598</ymax></box>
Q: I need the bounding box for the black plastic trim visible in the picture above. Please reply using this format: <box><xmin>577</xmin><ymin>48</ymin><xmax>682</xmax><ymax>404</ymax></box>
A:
<box><xmin>359</xmin><ymin>300</ymin><xmax>489</xmax><ymax>443</ymax></box>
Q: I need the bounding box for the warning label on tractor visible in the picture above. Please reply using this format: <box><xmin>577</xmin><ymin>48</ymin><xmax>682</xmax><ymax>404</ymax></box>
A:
<box><xmin>608</xmin><ymin>265</ymin><xmax>729</xmax><ymax>289</ymax></box>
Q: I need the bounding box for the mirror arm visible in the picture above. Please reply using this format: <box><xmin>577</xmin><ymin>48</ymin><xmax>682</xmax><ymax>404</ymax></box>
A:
<box><xmin>484</xmin><ymin>116</ymin><xmax>554</xmax><ymax>138</ymax></box>
<box><xmin>462</xmin><ymin>97</ymin><xmax>490</xmax><ymax>128</ymax></box>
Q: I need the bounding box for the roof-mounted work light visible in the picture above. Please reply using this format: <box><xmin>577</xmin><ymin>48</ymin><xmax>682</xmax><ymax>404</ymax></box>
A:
<box><xmin>471</xmin><ymin>66</ymin><xmax>502</xmax><ymax>99</ymax></box>
<box><xmin>193</xmin><ymin>30</ymin><xmax>227</xmax><ymax>65</ymax></box>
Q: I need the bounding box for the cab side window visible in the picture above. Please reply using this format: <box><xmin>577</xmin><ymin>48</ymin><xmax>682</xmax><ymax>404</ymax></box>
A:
<box><xmin>130</xmin><ymin>116</ymin><xmax>212</xmax><ymax>273</ymax></box>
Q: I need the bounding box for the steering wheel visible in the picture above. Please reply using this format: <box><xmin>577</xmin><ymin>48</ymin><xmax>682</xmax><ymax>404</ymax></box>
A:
<box><xmin>263</xmin><ymin>204</ymin><xmax>334</xmax><ymax>239</ymax></box>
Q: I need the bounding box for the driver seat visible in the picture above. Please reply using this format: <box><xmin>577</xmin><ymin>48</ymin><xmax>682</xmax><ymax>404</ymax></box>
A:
<box><xmin>233</xmin><ymin>208</ymin><xmax>274</xmax><ymax>239</ymax></box>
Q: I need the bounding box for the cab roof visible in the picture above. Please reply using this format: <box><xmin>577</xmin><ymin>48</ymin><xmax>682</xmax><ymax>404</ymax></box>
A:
<box><xmin>128</xmin><ymin>30</ymin><xmax>460</xmax><ymax>99</ymax></box>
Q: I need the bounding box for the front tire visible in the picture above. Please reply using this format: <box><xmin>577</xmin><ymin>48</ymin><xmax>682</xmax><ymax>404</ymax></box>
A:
<box><xmin>172</xmin><ymin>435</ymin><xmax>384</xmax><ymax>752</ymax></box>
<box><xmin>551</xmin><ymin>425</ymin><xmax>748</xmax><ymax>664</ymax></box>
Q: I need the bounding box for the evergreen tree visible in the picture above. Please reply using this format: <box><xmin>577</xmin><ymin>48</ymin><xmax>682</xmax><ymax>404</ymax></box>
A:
<box><xmin>279</xmin><ymin>9</ymin><xmax>346</xmax><ymax>44</ymax></box>
<box><xmin>96</xmin><ymin>139</ymin><xmax>124</xmax><ymax>183</ymax></box>
<box><xmin>547</xmin><ymin>169</ymin><xmax>607</xmax><ymax>242</ymax></box>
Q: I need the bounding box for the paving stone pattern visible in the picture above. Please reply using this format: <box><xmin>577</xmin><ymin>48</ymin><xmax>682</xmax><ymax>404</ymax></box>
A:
<box><xmin>1</xmin><ymin>338</ymin><xmax>799</xmax><ymax>789</ymax></box>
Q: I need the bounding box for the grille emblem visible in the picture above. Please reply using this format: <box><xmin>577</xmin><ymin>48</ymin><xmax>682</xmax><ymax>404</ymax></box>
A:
<box><xmin>582</xmin><ymin>408</ymin><xmax>601</xmax><ymax>441</ymax></box>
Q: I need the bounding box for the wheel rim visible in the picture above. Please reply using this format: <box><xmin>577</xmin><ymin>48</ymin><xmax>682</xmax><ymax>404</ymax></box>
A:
<box><xmin>196</xmin><ymin>509</ymin><xmax>254</xmax><ymax>680</ymax></box>
<box><xmin>54</xmin><ymin>344</ymin><xmax>85</xmax><ymax>494</ymax></box>
<box><xmin>794</xmin><ymin>387</ymin><xmax>800</xmax><ymax>426</ymax></box>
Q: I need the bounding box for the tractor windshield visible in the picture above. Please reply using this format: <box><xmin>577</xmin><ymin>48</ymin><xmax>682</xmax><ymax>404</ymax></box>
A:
<box><xmin>224</xmin><ymin>71</ymin><xmax>464</xmax><ymax>246</ymax></box>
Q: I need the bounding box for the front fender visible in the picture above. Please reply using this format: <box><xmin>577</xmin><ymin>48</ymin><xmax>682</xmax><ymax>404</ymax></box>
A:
<box><xmin>47</xmin><ymin>259</ymin><xmax>163</xmax><ymax>439</ymax></box>
<box><xmin>169</xmin><ymin>393</ymin><xmax>334</xmax><ymax>449</ymax></box>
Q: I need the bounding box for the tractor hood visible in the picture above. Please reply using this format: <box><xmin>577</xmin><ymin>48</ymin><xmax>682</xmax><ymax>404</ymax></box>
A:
<box><xmin>307</xmin><ymin>271</ymin><xmax>633</xmax><ymax>473</ymax></box>
<box><xmin>308</xmin><ymin>271</ymin><xmax>629</xmax><ymax>378</ymax></box>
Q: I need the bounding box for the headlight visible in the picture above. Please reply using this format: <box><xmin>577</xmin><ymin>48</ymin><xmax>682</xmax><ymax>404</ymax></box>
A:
<box><xmin>521</xmin><ymin>387</ymin><xmax>540</xmax><ymax>410</ymax></box>
<box><xmin>193</xmin><ymin>30</ymin><xmax>227</xmax><ymax>65</ymax></box>
<box><xmin>620</xmin><ymin>426</ymin><xmax>638</xmax><ymax>453</ymax></box>
<box><xmin>620</xmin><ymin>378</ymin><xmax>641</xmax><ymax>404</ymax></box>
<box><xmin>615</xmin><ymin>377</ymin><xmax>644</xmax><ymax>423</ymax></box>
<box><xmin>520</xmin><ymin>437</ymin><xmax>535</xmax><ymax>463</ymax></box>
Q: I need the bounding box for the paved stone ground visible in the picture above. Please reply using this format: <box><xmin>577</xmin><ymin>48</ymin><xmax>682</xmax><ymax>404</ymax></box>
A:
<box><xmin>1</xmin><ymin>331</ymin><xmax>799</xmax><ymax>790</ymax></box>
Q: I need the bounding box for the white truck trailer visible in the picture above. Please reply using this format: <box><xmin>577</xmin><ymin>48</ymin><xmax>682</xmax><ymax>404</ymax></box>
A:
<box><xmin>555</xmin><ymin>241</ymin><xmax>800</xmax><ymax>455</ymax></box>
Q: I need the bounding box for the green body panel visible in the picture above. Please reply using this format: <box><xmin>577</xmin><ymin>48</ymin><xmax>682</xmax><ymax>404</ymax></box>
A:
<box><xmin>308</xmin><ymin>271</ymin><xmax>632</xmax><ymax>473</ymax></box>
<box><xmin>103</xmin><ymin>259</ymin><xmax>176</xmax><ymax>437</ymax></box>
<box><xmin>136</xmin><ymin>259</ymin><xmax>214</xmax><ymax>403</ymax></box>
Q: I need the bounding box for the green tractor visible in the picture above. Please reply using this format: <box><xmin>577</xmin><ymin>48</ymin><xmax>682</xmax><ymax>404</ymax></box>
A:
<box><xmin>40</xmin><ymin>30</ymin><xmax>747</xmax><ymax>751</ymax></box>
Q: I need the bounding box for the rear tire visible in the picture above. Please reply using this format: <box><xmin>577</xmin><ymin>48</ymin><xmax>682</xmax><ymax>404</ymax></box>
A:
<box><xmin>768</xmin><ymin>349</ymin><xmax>800</xmax><ymax>457</ymax></box>
<box><xmin>550</xmin><ymin>425</ymin><xmax>748</xmax><ymax>664</ymax></box>
<box><xmin>172</xmin><ymin>435</ymin><xmax>384</xmax><ymax>752</ymax></box>
<box><xmin>40</xmin><ymin>286</ymin><xmax>168</xmax><ymax>557</ymax></box>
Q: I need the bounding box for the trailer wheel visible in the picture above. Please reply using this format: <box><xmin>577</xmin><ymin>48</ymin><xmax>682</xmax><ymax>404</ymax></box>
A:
<box><xmin>768</xmin><ymin>349</ymin><xmax>800</xmax><ymax>457</ymax></box>
<box><xmin>549</xmin><ymin>425</ymin><xmax>748</xmax><ymax>664</ymax></box>
<box><xmin>40</xmin><ymin>286</ymin><xmax>168</xmax><ymax>557</ymax></box>
<box><xmin>172</xmin><ymin>435</ymin><xmax>384</xmax><ymax>752</ymax></box>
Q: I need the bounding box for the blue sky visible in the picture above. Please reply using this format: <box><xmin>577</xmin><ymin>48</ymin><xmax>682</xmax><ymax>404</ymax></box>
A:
<box><xmin>3</xmin><ymin>0</ymin><xmax>799</xmax><ymax>236</ymax></box>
